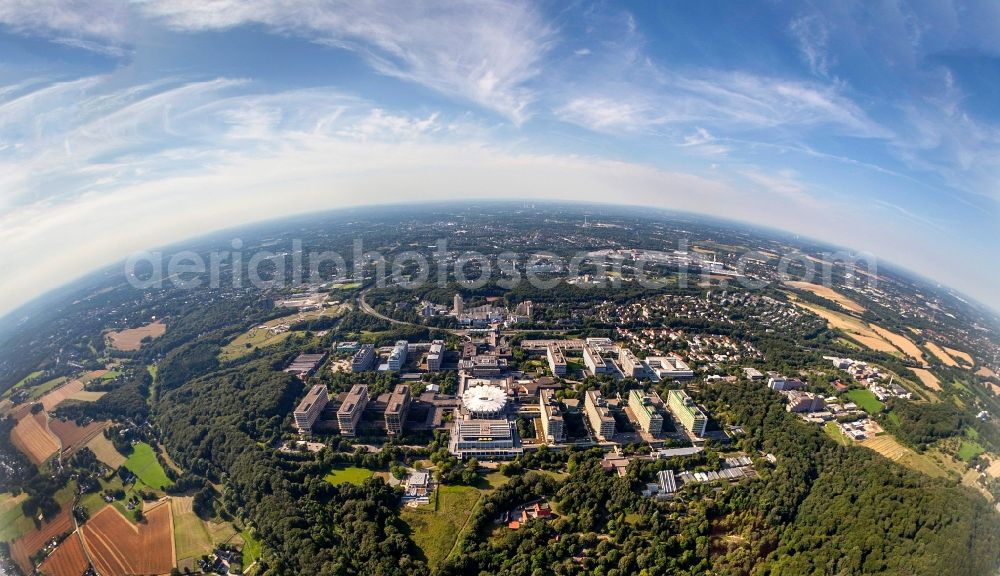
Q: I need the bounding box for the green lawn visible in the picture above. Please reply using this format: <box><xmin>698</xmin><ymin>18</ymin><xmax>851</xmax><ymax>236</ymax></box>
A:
<box><xmin>101</xmin><ymin>370</ymin><xmax>121</xmax><ymax>380</ymax></box>
<box><xmin>399</xmin><ymin>485</ymin><xmax>481</xmax><ymax>570</ymax></box>
<box><xmin>26</xmin><ymin>376</ymin><xmax>70</xmax><ymax>400</ymax></box>
<box><xmin>241</xmin><ymin>528</ymin><xmax>263</xmax><ymax>567</ymax></box>
<box><xmin>846</xmin><ymin>389</ymin><xmax>884</xmax><ymax>413</ymax></box>
<box><xmin>323</xmin><ymin>466</ymin><xmax>374</xmax><ymax>486</ymax></box>
<box><xmin>3</xmin><ymin>370</ymin><xmax>43</xmax><ymax>398</ymax></box>
<box><xmin>957</xmin><ymin>440</ymin><xmax>985</xmax><ymax>462</ymax></box>
<box><xmin>0</xmin><ymin>492</ymin><xmax>32</xmax><ymax>542</ymax></box>
<box><xmin>823</xmin><ymin>422</ymin><xmax>851</xmax><ymax>446</ymax></box>
<box><xmin>125</xmin><ymin>442</ymin><xmax>173</xmax><ymax>490</ymax></box>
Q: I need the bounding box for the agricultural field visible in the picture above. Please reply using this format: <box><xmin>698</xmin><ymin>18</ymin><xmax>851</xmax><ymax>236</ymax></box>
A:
<box><xmin>924</xmin><ymin>342</ymin><xmax>959</xmax><ymax>367</ymax></box>
<box><xmin>785</xmin><ymin>281</ymin><xmax>865</xmax><ymax>313</ymax></box>
<box><xmin>38</xmin><ymin>532</ymin><xmax>88</xmax><ymax>576</ymax></box>
<box><xmin>323</xmin><ymin>466</ymin><xmax>374</xmax><ymax>486</ymax></box>
<box><xmin>0</xmin><ymin>492</ymin><xmax>31</xmax><ymax>542</ymax></box>
<box><xmin>78</xmin><ymin>369</ymin><xmax>108</xmax><ymax>384</ymax></box>
<box><xmin>910</xmin><ymin>368</ymin><xmax>942</xmax><ymax>391</ymax></box>
<box><xmin>791</xmin><ymin>299</ymin><xmax>924</xmax><ymax>363</ymax></box>
<box><xmin>846</xmin><ymin>389</ymin><xmax>884</xmax><ymax>413</ymax></box>
<box><xmin>399</xmin><ymin>485</ymin><xmax>481</xmax><ymax>570</ymax></box>
<box><xmin>38</xmin><ymin>379</ymin><xmax>84</xmax><ymax>411</ymax></box>
<box><xmin>49</xmin><ymin>418</ymin><xmax>108</xmax><ymax>457</ymax></box>
<box><xmin>125</xmin><ymin>442</ymin><xmax>173</xmax><ymax>490</ymax></box>
<box><xmin>2</xmin><ymin>370</ymin><xmax>43</xmax><ymax>399</ymax></box>
<box><xmin>10</xmin><ymin>508</ymin><xmax>73</xmax><ymax>574</ymax></box>
<box><xmin>66</xmin><ymin>390</ymin><xmax>106</xmax><ymax>402</ymax></box>
<box><xmin>944</xmin><ymin>347</ymin><xmax>974</xmax><ymax>367</ymax></box>
<box><xmin>86</xmin><ymin>434</ymin><xmax>126</xmax><ymax>468</ymax></box>
<box><xmin>80</xmin><ymin>501</ymin><xmax>175</xmax><ymax>576</ymax></box>
<box><xmin>10</xmin><ymin>411</ymin><xmax>59</xmax><ymax>464</ymax></box>
<box><xmin>25</xmin><ymin>377</ymin><xmax>70</xmax><ymax>402</ymax></box>
<box><xmin>106</xmin><ymin>320</ymin><xmax>167</xmax><ymax>351</ymax></box>
<box><xmin>170</xmin><ymin>496</ymin><xmax>237</xmax><ymax>563</ymax></box>
<box><xmin>860</xmin><ymin>436</ymin><xmax>960</xmax><ymax>479</ymax></box>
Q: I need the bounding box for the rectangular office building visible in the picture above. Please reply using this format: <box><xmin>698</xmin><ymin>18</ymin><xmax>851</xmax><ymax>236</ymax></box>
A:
<box><xmin>618</xmin><ymin>349</ymin><xmax>643</xmax><ymax>378</ymax></box>
<box><xmin>352</xmin><ymin>344</ymin><xmax>376</xmax><ymax>372</ymax></box>
<box><xmin>293</xmin><ymin>385</ymin><xmax>329</xmax><ymax>434</ymax></box>
<box><xmin>385</xmin><ymin>384</ymin><xmax>411</xmax><ymax>436</ymax></box>
<box><xmin>628</xmin><ymin>389</ymin><xmax>664</xmax><ymax>435</ymax></box>
<box><xmin>448</xmin><ymin>416</ymin><xmax>523</xmax><ymax>460</ymax></box>
<box><xmin>583</xmin><ymin>345</ymin><xmax>609</xmax><ymax>374</ymax></box>
<box><xmin>539</xmin><ymin>390</ymin><xmax>565</xmax><ymax>443</ymax></box>
<box><xmin>387</xmin><ymin>340</ymin><xmax>409</xmax><ymax>371</ymax></box>
<box><xmin>584</xmin><ymin>390</ymin><xmax>616</xmax><ymax>441</ymax></box>
<box><xmin>427</xmin><ymin>340</ymin><xmax>444</xmax><ymax>371</ymax></box>
<box><xmin>547</xmin><ymin>345</ymin><xmax>567</xmax><ymax>376</ymax></box>
<box><xmin>667</xmin><ymin>389</ymin><xmax>707</xmax><ymax>437</ymax></box>
<box><xmin>337</xmin><ymin>384</ymin><xmax>369</xmax><ymax>436</ymax></box>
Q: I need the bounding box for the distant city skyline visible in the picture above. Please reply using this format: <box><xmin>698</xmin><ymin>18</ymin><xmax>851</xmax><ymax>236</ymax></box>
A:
<box><xmin>0</xmin><ymin>1</ymin><xmax>998</xmax><ymax>316</ymax></box>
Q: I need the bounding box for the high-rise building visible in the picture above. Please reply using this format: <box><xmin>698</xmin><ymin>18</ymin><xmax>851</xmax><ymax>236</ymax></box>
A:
<box><xmin>385</xmin><ymin>384</ymin><xmax>411</xmax><ymax>436</ymax></box>
<box><xmin>293</xmin><ymin>385</ymin><xmax>329</xmax><ymax>434</ymax></box>
<box><xmin>547</xmin><ymin>345</ymin><xmax>567</xmax><ymax>376</ymax></box>
<box><xmin>667</xmin><ymin>389</ymin><xmax>707</xmax><ymax>437</ymax></box>
<box><xmin>618</xmin><ymin>349</ymin><xmax>643</xmax><ymax>378</ymax></box>
<box><xmin>426</xmin><ymin>340</ymin><xmax>444</xmax><ymax>371</ymax></box>
<box><xmin>453</xmin><ymin>293</ymin><xmax>464</xmax><ymax>314</ymax></box>
<box><xmin>538</xmin><ymin>390</ymin><xmax>565</xmax><ymax>443</ymax></box>
<box><xmin>352</xmin><ymin>344</ymin><xmax>376</xmax><ymax>372</ymax></box>
<box><xmin>584</xmin><ymin>390</ymin><xmax>616</xmax><ymax>441</ymax></box>
<box><xmin>583</xmin><ymin>345</ymin><xmax>609</xmax><ymax>374</ymax></box>
<box><xmin>387</xmin><ymin>340</ymin><xmax>408</xmax><ymax>371</ymax></box>
<box><xmin>628</xmin><ymin>389</ymin><xmax>664</xmax><ymax>435</ymax></box>
<box><xmin>337</xmin><ymin>384</ymin><xmax>369</xmax><ymax>436</ymax></box>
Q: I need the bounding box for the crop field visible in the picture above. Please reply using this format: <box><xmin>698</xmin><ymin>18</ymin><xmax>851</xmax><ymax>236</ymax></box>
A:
<box><xmin>399</xmin><ymin>485</ymin><xmax>481</xmax><ymax>570</ymax></box>
<box><xmin>869</xmin><ymin>325</ymin><xmax>926</xmax><ymax>365</ymax></box>
<box><xmin>38</xmin><ymin>532</ymin><xmax>88</xmax><ymax>576</ymax></box>
<box><xmin>860</xmin><ymin>436</ymin><xmax>956</xmax><ymax>479</ymax></box>
<box><xmin>785</xmin><ymin>281</ymin><xmax>865</xmax><ymax>313</ymax></box>
<box><xmin>0</xmin><ymin>492</ymin><xmax>31</xmax><ymax>542</ymax></box>
<box><xmin>924</xmin><ymin>342</ymin><xmax>959</xmax><ymax>367</ymax></box>
<box><xmin>944</xmin><ymin>347</ymin><xmax>974</xmax><ymax>367</ymax></box>
<box><xmin>80</xmin><ymin>501</ymin><xmax>175</xmax><ymax>576</ymax></box>
<box><xmin>846</xmin><ymin>389</ymin><xmax>884</xmax><ymax>413</ymax></box>
<box><xmin>125</xmin><ymin>442</ymin><xmax>172</xmax><ymax>489</ymax></box>
<box><xmin>38</xmin><ymin>380</ymin><xmax>84</xmax><ymax>411</ymax></box>
<box><xmin>106</xmin><ymin>320</ymin><xmax>166</xmax><ymax>351</ymax></box>
<box><xmin>26</xmin><ymin>377</ymin><xmax>70</xmax><ymax>401</ymax></box>
<box><xmin>10</xmin><ymin>508</ymin><xmax>73</xmax><ymax>574</ymax></box>
<box><xmin>11</xmin><ymin>411</ymin><xmax>59</xmax><ymax>464</ymax></box>
<box><xmin>910</xmin><ymin>368</ymin><xmax>942</xmax><ymax>391</ymax></box>
<box><xmin>170</xmin><ymin>496</ymin><xmax>236</xmax><ymax>563</ymax></box>
<box><xmin>66</xmin><ymin>390</ymin><xmax>106</xmax><ymax>402</ymax></box>
<box><xmin>86</xmin><ymin>434</ymin><xmax>126</xmax><ymax>468</ymax></box>
<box><xmin>49</xmin><ymin>418</ymin><xmax>108</xmax><ymax>457</ymax></box>
<box><xmin>323</xmin><ymin>466</ymin><xmax>374</xmax><ymax>486</ymax></box>
<box><xmin>78</xmin><ymin>369</ymin><xmax>108</xmax><ymax>384</ymax></box>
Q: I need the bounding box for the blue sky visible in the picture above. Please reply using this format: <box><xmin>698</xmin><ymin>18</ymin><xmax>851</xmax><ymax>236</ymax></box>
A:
<box><xmin>0</xmin><ymin>0</ymin><xmax>998</xmax><ymax>315</ymax></box>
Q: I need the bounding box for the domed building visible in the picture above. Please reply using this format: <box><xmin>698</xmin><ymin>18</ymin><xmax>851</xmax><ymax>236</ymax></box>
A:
<box><xmin>461</xmin><ymin>384</ymin><xmax>508</xmax><ymax>419</ymax></box>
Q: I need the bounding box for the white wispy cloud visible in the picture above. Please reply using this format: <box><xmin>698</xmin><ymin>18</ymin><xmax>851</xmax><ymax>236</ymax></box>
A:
<box><xmin>789</xmin><ymin>15</ymin><xmax>832</xmax><ymax>77</ymax></box>
<box><xmin>138</xmin><ymin>0</ymin><xmax>555</xmax><ymax>123</ymax></box>
<box><xmin>0</xmin><ymin>0</ymin><xmax>128</xmax><ymax>54</ymax></box>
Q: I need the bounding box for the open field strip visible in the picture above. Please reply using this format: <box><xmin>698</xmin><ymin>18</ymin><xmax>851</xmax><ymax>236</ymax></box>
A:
<box><xmin>924</xmin><ymin>342</ymin><xmax>959</xmax><ymax>367</ymax></box>
<box><xmin>11</xmin><ymin>411</ymin><xmax>59</xmax><ymax>464</ymax></box>
<box><xmin>910</xmin><ymin>368</ymin><xmax>942</xmax><ymax>391</ymax></box>
<box><xmin>785</xmin><ymin>281</ymin><xmax>865</xmax><ymax>313</ymax></box>
<box><xmin>107</xmin><ymin>320</ymin><xmax>166</xmax><ymax>351</ymax></box>
<box><xmin>944</xmin><ymin>347</ymin><xmax>974</xmax><ymax>366</ymax></box>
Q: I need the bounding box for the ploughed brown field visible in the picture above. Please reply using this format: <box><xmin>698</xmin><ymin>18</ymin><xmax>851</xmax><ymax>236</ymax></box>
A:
<box><xmin>39</xmin><ymin>380</ymin><xmax>84</xmax><ymax>411</ymax></box>
<box><xmin>10</xmin><ymin>410</ymin><xmax>59</xmax><ymax>464</ymax></box>
<box><xmin>48</xmin><ymin>418</ymin><xmax>109</xmax><ymax>457</ymax></box>
<box><xmin>10</xmin><ymin>508</ymin><xmax>74</xmax><ymax>574</ymax></box>
<box><xmin>38</xmin><ymin>532</ymin><xmax>89</xmax><ymax>576</ymax></box>
<box><xmin>107</xmin><ymin>320</ymin><xmax>166</xmax><ymax>351</ymax></box>
<box><xmin>80</xmin><ymin>501</ymin><xmax>175</xmax><ymax>576</ymax></box>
